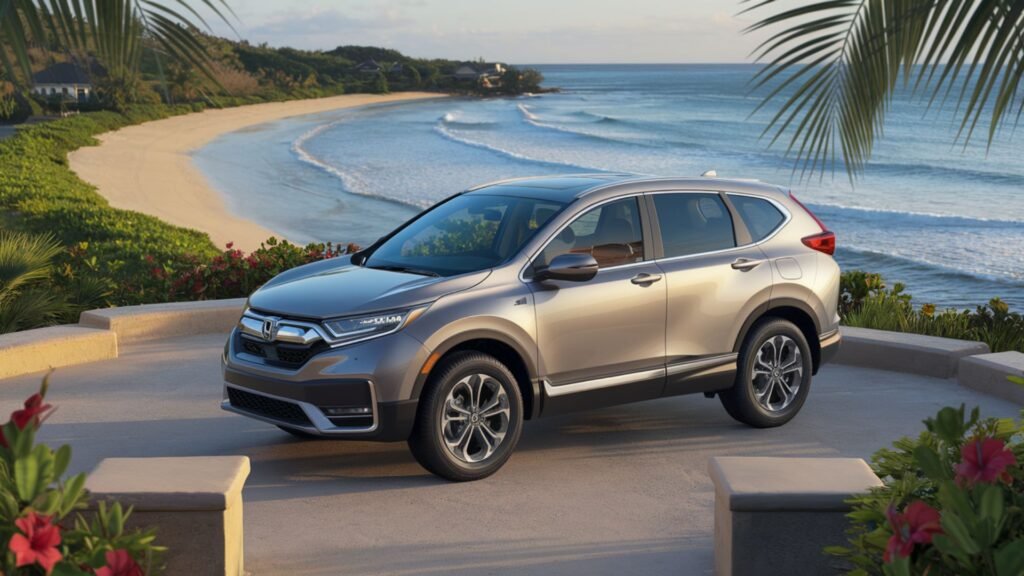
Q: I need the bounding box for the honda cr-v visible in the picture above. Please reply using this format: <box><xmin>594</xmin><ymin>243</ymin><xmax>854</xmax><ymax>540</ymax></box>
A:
<box><xmin>222</xmin><ymin>174</ymin><xmax>841</xmax><ymax>481</ymax></box>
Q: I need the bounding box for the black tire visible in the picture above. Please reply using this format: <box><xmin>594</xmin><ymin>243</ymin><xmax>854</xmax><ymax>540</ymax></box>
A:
<box><xmin>408</xmin><ymin>351</ymin><xmax>524</xmax><ymax>481</ymax></box>
<box><xmin>719</xmin><ymin>318</ymin><xmax>813</xmax><ymax>428</ymax></box>
<box><xmin>277</xmin><ymin>425</ymin><xmax>324</xmax><ymax>439</ymax></box>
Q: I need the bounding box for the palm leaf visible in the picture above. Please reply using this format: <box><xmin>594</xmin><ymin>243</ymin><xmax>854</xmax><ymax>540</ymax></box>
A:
<box><xmin>0</xmin><ymin>0</ymin><xmax>236</xmax><ymax>92</ymax></box>
<box><xmin>746</xmin><ymin>0</ymin><xmax>1024</xmax><ymax>179</ymax></box>
<box><xmin>0</xmin><ymin>288</ymin><xmax>69</xmax><ymax>333</ymax></box>
<box><xmin>0</xmin><ymin>230</ymin><xmax>63</xmax><ymax>299</ymax></box>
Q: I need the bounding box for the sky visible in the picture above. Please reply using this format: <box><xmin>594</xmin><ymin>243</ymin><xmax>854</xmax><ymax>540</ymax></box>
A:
<box><xmin>207</xmin><ymin>0</ymin><xmax>776</xmax><ymax>64</ymax></box>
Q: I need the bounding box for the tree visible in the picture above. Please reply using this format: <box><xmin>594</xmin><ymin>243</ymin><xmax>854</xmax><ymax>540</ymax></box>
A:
<box><xmin>0</xmin><ymin>0</ymin><xmax>235</xmax><ymax>98</ymax></box>
<box><xmin>371</xmin><ymin>70</ymin><xmax>389</xmax><ymax>94</ymax></box>
<box><xmin>746</xmin><ymin>0</ymin><xmax>1024</xmax><ymax>179</ymax></box>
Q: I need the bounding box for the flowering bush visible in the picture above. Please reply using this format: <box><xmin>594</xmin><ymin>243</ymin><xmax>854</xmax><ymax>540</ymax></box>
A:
<box><xmin>154</xmin><ymin>238</ymin><xmax>358</xmax><ymax>302</ymax></box>
<box><xmin>0</xmin><ymin>375</ymin><xmax>162</xmax><ymax>575</ymax></box>
<box><xmin>828</xmin><ymin>405</ymin><xmax>1024</xmax><ymax>575</ymax></box>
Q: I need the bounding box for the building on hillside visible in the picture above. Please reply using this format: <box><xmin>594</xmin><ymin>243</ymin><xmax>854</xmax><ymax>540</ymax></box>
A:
<box><xmin>354</xmin><ymin>59</ymin><xmax>382</xmax><ymax>74</ymax></box>
<box><xmin>30</xmin><ymin>62</ymin><xmax>96</xmax><ymax>102</ymax></box>
<box><xmin>452</xmin><ymin>62</ymin><xmax>506</xmax><ymax>87</ymax></box>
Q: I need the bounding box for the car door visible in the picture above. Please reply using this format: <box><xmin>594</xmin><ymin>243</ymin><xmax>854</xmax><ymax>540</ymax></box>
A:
<box><xmin>526</xmin><ymin>195</ymin><xmax>667</xmax><ymax>413</ymax></box>
<box><xmin>648</xmin><ymin>191</ymin><xmax>774</xmax><ymax>397</ymax></box>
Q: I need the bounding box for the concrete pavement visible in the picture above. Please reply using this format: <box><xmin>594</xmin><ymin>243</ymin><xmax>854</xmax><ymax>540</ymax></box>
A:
<box><xmin>1</xmin><ymin>333</ymin><xmax>1019</xmax><ymax>575</ymax></box>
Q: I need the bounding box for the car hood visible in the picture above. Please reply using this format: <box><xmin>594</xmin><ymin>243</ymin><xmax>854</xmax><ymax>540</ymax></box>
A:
<box><xmin>247</xmin><ymin>259</ymin><xmax>490</xmax><ymax>320</ymax></box>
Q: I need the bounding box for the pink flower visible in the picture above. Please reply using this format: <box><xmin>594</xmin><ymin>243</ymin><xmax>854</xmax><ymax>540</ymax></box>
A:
<box><xmin>9</xmin><ymin>512</ymin><xmax>63</xmax><ymax>574</ymax></box>
<box><xmin>884</xmin><ymin>501</ymin><xmax>943</xmax><ymax>562</ymax></box>
<box><xmin>11</xmin><ymin>393</ymin><xmax>53</xmax><ymax>430</ymax></box>
<box><xmin>95</xmin><ymin>549</ymin><xmax>143</xmax><ymax>576</ymax></box>
<box><xmin>956</xmin><ymin>437</ymin><xmax>1017</xmax><ymax>485</ymax></box>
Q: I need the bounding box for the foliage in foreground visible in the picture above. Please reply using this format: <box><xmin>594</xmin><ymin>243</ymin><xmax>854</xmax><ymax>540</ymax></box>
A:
<box><xmin>0</xmin><ymin>375</ymin><xmax>162</xmax><ymax>574</ymax></box>
<box><xmin>840</xmin><ymin>271</ymin><xmax>1024</xmax><ymax>353</ymax></box>
<box><xmin>827</xmin><ymin>405</ymin><xmax>1024</xmax><ymax>575</ymax></box>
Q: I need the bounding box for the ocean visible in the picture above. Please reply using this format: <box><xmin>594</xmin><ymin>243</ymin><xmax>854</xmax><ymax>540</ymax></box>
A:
<box><xmin>192</xmin><ymin>64</ymin><xmax>1024</xmax><ymax>310</ymax></box>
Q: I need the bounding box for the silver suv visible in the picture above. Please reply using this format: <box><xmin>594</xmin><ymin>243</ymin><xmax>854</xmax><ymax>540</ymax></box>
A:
<box><xmin>222</xmin><ymin>174</ymin><xmax>841</xmax><ymax>481</ymax></box>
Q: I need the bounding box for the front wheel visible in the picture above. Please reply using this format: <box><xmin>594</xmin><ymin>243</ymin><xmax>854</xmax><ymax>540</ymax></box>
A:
<box><xmin>408</xmin><ymin>352</ymin><xmax>523</xmax><ymax>481</ymax></box>
<box><xmin>719</xmin><ymin>318</ymin><xmax>812</xmax><ymax>428</ymax></box>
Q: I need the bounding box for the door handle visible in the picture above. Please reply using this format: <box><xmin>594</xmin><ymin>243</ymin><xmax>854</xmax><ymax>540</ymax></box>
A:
<box><xmin>630</xmin><ymin>273</ymin><xmax>663</xmax><ymax>285</ymax></box>
<box><xmin>731</xmin><ymin>258</ymin><xmax>764</xmax><ymax>271</ymax></box>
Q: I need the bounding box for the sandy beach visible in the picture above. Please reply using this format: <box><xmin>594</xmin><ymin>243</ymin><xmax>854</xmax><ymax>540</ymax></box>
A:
<box><xmin>68</xmin><ymin>92</ymin><xmax>444</xmax><ymax>252</ymax></box>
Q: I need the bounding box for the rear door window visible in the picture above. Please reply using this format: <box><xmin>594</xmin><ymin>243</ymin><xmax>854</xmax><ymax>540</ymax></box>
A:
<box><xmin>728</xmin><ymin>194</ymin><xmax>786</xmax><ymax>241</ymax></box>
<box><xmin>653</xmin><ymin>193</ymin><xmax>736</xmax><ymax>258</ymax></box>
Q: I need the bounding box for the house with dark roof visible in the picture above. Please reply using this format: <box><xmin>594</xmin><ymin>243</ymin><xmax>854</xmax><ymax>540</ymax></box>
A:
<box><xmin>452</xmin><ymin>62</ymin><xmax>506</xmax><ymax>85</ymax></box>
<box><xmin>353</xmin><ymin>59</ymin><xmax>382</xmax><ymax>74</ymax></box>
<box><xmin>31</xmin><ymin>62</ymin><xmax>95</xmax><ymax>102</ymax></box>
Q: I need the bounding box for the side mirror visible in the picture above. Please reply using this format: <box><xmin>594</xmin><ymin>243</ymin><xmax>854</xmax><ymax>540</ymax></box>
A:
<box><xmin>535</xmin><ymin>253</ymin><xmax>599</xmax><ymax>283</ymax></box>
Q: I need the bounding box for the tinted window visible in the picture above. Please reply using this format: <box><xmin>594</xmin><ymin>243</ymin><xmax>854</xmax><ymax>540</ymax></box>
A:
<box><xmin>653</xmin><ymin>193</ymin><xmax>736</xmax><ymax>257</ymax></box>
<box><xmin>729</xmin><ymin>195</ymin><xmax>785</xmax><ymax>241</ymax></box>
<box><xmin>537</xmin><ymin>197</ymin><xmax>644</xmax><ymax>269</ymax></box>
<box><xmin>366</xmin><ymin>194</ymin><xmax>564</xmax><ymax>276</ymax></box>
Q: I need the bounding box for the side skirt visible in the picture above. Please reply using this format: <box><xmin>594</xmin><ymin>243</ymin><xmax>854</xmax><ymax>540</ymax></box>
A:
<box><xmin>663</xmin><ymin>353</ymin><xmax>738</xmax><ymax>397</ymax></box>
<box><xmin>538</xmin><ymin>354</ymin><xmax>739</xmax><ymax>416</ymax></box>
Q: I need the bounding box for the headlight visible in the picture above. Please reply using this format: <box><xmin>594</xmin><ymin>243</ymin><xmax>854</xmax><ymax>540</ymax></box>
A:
<box><xmin>321</xmin><ymin>307</ymin><xmax>425</xmax><ymax>345</ymax></box>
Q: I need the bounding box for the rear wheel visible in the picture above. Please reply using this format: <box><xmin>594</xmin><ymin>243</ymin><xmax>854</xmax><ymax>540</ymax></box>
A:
<box><xmin>720</xmin><ymin>318</ymin><xmax>812</xmax><ymax>428</ymax></box>
<box><xmin>408</xmin><ymin>351</ymin><xmax>523</xmax><ymax>481</ymax></box>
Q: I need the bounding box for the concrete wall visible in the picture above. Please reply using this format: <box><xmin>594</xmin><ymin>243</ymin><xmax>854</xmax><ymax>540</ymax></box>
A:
<box><xmin>1</xmin><ymin>299</ymin><xmax>244</xmax><ymax>380</ymax></box>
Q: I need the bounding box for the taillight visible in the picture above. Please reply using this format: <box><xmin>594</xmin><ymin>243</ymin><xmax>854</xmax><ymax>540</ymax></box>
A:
<box><xmin>801</xmin><ymin>231</ymin><xmax>835</xmax><ymax>255</ymax></box>
<box><xmin>789</xmin><ymin>192</ymin><xmax>836</xmax><ymax>256</ymax></box>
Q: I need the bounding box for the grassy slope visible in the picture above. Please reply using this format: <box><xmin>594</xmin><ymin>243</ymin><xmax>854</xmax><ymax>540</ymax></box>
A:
<box><xmin>0</xmin><ymin>105</ymin><xmax>219</xmax><ymax>265</ymax></box>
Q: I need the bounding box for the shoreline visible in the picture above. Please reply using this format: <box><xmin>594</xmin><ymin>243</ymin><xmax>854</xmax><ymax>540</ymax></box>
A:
<box><xmin>68</xmin><ymin>92</ymin><xmax>446</xmax><ymax>252</ymax></box>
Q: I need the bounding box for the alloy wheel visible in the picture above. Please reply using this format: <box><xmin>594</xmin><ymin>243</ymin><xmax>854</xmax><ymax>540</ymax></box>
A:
<box><xmin>440</xmin><ymin>373</ymin><xmax>511</xmax><ymax>463</ymax></box>
<box><xmin>751</xmin><ymin>335</ymin><xmax>803</xmax><ymax>412</ymax></box>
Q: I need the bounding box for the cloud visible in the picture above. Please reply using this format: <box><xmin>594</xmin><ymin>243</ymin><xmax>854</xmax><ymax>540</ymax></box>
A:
<box><xmin>223</xmin><ymin>1</ymin><xmax>761</xmax><ymax>63</ymax></box>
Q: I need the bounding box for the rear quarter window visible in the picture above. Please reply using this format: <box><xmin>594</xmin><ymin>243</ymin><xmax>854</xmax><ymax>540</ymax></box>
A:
<box><xmin>728</xmin><ymin>195</ymin><xmax>786</xmax><ymax>241</ymax></box>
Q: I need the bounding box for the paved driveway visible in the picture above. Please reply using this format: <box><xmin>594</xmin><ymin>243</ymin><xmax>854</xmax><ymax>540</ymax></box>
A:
<box><xmin>2</xmin><ymin>333</ymin><xmax>1019</xmax><ymax>575</ymax></box>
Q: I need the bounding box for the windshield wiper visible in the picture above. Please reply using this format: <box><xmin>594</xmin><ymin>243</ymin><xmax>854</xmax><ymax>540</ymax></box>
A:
<box><xmin>368</xmin><ymin>264</ymin><xmax>441</xmax><ymax>277</ymax></box>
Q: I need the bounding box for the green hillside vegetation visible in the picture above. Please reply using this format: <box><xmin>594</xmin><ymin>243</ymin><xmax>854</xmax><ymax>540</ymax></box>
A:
<box><xmin>3</xmin><ymin>35</ymin><xmax>547</xmax><ymax>119</ymax></box>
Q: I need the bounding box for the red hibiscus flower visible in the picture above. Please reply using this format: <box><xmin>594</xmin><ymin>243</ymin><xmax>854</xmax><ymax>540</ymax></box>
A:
<box><xmin>884</xmin><ymin>501</ymin><xmax>943</xmax><ymax>562</ymax></box>
<box><xmin>9</xmin><ymin>512</ymin><xmax>63</xmax><ymax>574</ymax></box>
<box><xmin>95</xmin><ymin>549</ymin><xmax>143</xmax><ymax>576</ymax></box>
<box><xmin>956</xmin><ymin>437</ymin><xmax>1017</xmax><ymax>485</ymax></box>
<box><xmin>11</xmin><ymin>393</ymin><xmax>53</xmax><ymax>430</ymax></box>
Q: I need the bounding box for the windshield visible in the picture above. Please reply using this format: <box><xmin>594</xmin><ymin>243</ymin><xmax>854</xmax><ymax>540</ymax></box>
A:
<box><xmin>365</xmin><ymin>194</ymin><xmax>566</xmax><ymax>277</ymax></box>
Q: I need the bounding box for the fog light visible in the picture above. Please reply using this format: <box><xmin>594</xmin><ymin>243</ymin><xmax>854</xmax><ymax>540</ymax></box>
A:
<box><xmin>323</xmin><ymin>406</ymin><xmax>372</xmax><ymax>416</ymax></box>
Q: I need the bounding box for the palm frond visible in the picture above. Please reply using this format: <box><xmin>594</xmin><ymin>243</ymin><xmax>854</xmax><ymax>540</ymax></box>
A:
<box><xmin>0</xmin><ymin>0</ymin><xmax>236</xmax><ymax>91</ymax></box>
<box><xmin>0</xmin><ymin>288</ymin><xmax>69</xmax><ymax>333</ymax></box>
<box><xmin>747</xmin><ymin>0</ymin><xmax>1024</xmax><ymax>178</ymax></box>
<box><xmin>0</xmin><ymin>230</ymin><xmax>63</xmax><ymax>298</ymax></box>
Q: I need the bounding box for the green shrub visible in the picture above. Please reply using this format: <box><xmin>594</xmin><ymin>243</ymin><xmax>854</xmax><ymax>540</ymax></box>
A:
<box><xmin>840</xmin><ymin>271</ymin><xmax>1024</xmax><ymax>353</ymax></box>
<box><xmin>0</xmin><ymin>107</ymin><xmax>221</xmax><ymax>304</ymax></box>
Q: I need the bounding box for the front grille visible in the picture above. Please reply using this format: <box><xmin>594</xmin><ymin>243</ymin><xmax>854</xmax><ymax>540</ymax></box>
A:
<box><xmin>227</xmin><ymin>387</ymin><xmax>312</xmax><ymax>426</ymax></box>
<box><xmin>236</xmin><ymin>333</ymin><xmax>328</xmax><ymax>368</ymax></box>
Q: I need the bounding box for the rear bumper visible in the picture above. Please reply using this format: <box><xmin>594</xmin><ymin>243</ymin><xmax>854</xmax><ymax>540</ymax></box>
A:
<box><xmin>818</xmin><ymin>329</ymin><xmax>842</xmax><ymax>369</ymax></box>
<box><xmin>221</xmin><ymin>366</ymin><xmax>417</xmax><ymax>442</ymax></box>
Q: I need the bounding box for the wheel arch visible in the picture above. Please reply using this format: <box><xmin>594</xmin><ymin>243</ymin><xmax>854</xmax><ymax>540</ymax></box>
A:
<box><xmin>734</xmin><ymin>299</ymin><xmax>823</xmax><ymax>374</ymax></box>
<box><xmin>413</xmin><ymin>330</ymin><xmax>540</xmax><ymax>420</ymax></box>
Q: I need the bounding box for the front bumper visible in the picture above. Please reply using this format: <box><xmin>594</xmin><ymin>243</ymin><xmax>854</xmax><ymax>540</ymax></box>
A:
<box><xmin>220</xmin><ymin>327</ymin><xmax>426</xmax><ymax>441</ymax></box>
